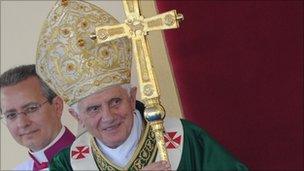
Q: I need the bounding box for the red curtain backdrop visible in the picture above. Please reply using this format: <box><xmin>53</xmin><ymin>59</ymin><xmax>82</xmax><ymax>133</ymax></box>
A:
<box><xmin>156</xmin><ymin>1</ymin><xmax>303</xmax><ymax>170</ymax></box>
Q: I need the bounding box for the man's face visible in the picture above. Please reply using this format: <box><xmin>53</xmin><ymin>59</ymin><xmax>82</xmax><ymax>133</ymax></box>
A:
<box><xmin>0</xmin><ymin>77</ymin><xmax>63</xmax><ymax>151</ymax></box>
<box><xmin>74</xmin><ymin>86</ymin><xmax>136</xmax><ymax>148</ymax></box>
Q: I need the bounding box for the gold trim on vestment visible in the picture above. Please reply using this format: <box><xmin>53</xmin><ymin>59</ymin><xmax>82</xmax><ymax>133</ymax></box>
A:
<box><xmin>90</xmin><ymin>123</ymin><xmax>157</xmax><ymax>170</ymax></box>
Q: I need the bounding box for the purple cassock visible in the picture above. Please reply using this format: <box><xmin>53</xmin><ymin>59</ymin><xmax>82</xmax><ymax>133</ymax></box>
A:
<box><xmin>14</xmin><ymin>126</ymin><xmax>75</xmax><ymax>171</ymax></box>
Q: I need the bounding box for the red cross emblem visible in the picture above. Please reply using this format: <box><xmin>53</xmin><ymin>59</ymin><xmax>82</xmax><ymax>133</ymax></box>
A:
<box><xmin>164</xmin><ymin>131</ymin><xmax>181</xmax><ymax>149</ymax></box>
<box><xmin>72</xmin><ymin>146</ymin><xmax>90</xmax><ymax>159</ymax></box>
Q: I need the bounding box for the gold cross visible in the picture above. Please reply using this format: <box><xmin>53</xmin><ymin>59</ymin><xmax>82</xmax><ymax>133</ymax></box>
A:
<box><xmin>91</xmin><ymin>0</ymin><xmax>183</xmax><ymax>162</ymax></box>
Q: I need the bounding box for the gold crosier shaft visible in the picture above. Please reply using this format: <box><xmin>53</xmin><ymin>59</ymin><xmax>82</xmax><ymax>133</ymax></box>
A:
<box><xmin>91</xmin><ymin>0</ymin><xmax>183</xmax><ymax>162</ymax></box>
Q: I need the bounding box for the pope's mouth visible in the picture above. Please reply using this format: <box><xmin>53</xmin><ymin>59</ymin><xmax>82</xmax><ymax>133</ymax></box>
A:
<box><xmin>102</xmin><ymin>123</ymin><xmax>121</xmax><ymax>132</ymax></box>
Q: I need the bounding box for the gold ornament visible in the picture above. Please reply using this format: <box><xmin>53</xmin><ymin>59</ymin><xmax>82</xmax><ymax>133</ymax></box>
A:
<box><xmin>36</xmin><ymin>0</ymin><xmax>132</xmax><ymax>105</ymax></box>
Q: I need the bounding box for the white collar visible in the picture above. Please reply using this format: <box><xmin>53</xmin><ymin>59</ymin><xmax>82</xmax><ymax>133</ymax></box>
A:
<box><xmin>96</xmin><ymin>110</ymin><xmax>143</xmax><ymax>167</ymax></box>
<box><xmin>29</xmin><ymin>126</ymin><xmax>64</xmax><ymax>163</ymax></box>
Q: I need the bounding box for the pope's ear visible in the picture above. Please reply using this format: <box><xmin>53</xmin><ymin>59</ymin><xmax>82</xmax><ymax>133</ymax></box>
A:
<box><xmin>130</xmin><ymin>87</ymin><xmax>137</xmax><ymax>110</ymax></box>
<box><xmin>68</xmin><ymin>108</ymin><xmax>80</xmax><ymax>122</ymax></box>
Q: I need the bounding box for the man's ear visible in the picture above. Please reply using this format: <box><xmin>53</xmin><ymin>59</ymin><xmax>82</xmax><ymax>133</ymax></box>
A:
<box><xmin>52</xmin><ymin>96</ymin><xmax>64</xmax><ymax>118</ymax></box>
<box><xmin>130</xmin><ymin>87</ymin><xmax>137</xmax><ymax>110</ymax></box>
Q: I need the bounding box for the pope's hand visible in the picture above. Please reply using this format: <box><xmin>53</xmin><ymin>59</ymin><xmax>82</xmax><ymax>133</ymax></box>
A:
<box><xmin>141</xmin><ymin>160</ymin><xmax>171</xmax><ymax>171</ymax></box>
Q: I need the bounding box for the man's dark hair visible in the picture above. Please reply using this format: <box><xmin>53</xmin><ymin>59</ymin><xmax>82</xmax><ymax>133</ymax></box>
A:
<box><xmin>0</xmin><ymin>64</ymin><xmax>57</xmax><ymax>103</ymax></box>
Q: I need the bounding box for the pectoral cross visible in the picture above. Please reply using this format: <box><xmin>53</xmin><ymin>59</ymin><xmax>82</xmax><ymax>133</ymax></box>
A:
<box><xmin>91</xmin><ymin>0</ymin><xmax>183</xmax><ymax>162</ymax></box>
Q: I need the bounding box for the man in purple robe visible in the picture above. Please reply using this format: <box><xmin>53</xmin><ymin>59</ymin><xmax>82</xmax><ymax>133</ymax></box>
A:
<box><xmin>0</xmin><ymin>64</ymin><xmax>75</xmax><ymax>171</ymax></box>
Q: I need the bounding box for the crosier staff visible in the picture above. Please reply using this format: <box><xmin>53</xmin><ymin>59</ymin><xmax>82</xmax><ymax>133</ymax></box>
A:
<box><xmin>90</xmin><ymin>0</ymin><xmax>183</xmax><ymax>162</ymax></box>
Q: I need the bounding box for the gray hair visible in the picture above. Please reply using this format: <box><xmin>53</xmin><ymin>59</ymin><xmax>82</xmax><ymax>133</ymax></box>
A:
<box><xmin>71</xmin><ymin>83</ymin><xmax>133</xmax><ymax>113</ymax></box>
<box><xmin>0</xmin><ymin>64</ymin><xmax>57</xmax><ymax>103</ymax></box>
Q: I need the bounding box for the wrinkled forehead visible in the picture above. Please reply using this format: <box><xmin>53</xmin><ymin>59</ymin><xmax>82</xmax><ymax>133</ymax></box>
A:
<box><xmin>77</xmin><ymin>85</ymin><xmax>128</xmax><ymax>106</ymax></box>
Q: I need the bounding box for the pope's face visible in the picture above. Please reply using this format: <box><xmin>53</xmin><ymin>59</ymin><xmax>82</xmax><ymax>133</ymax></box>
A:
<box><xmin>0</xmin><ymin>77</ymin><xmax>63</xmax><ymax>151</ymax></box>
<box><xmin>74</xmin><ymin>86</ymin><xmax>136</xmax><ymax>148</ymax></box>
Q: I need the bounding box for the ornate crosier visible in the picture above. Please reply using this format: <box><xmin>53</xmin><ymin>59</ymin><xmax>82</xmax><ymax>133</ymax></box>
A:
<box><xmin>90</xmin><ymin>0</ymin><xmax>183</xmax><ymax>162</ymax></box>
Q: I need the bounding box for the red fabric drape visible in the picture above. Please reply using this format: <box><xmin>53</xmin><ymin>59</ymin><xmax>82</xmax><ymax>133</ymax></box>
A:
<box><xmin>156</xmin><ymin>1</ymin><xmax>303</xmax><ymax>170</ymax></box>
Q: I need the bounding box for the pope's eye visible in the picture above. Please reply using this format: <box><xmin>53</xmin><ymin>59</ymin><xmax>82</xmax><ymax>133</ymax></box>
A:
<box><xmin>110</xmin><ymin>98</ymin><xmax>121</xmax><ymax>108</ymax></box>
<box><xmin>87</xmin><ymin>105</ymin><xmax>101</xmax><ymax>116</ymax></box>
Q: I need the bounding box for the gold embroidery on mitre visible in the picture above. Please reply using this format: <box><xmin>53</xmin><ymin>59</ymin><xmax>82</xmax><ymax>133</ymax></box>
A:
<box><xmin>36</xmin><ymin>0</ymin><xmax>132</xmax><ymax>105</ymax></box>
<box><xmin>91</xmin><ymin>124</ymin><xmax>157</xmax><ymax>170</ymax></box>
